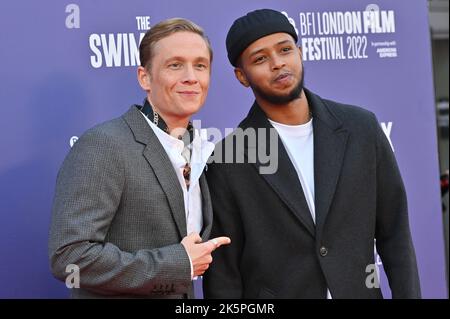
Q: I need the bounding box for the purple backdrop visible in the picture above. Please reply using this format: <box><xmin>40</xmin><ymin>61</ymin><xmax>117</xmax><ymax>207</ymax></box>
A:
<box><xmin>0</xmin><ymin>0</ymin><xmax>446</xmax><ymax>298</ymax></box>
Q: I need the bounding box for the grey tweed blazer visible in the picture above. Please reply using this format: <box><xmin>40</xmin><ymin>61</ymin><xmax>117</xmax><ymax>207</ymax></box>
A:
<box><xmin>49</xmin><ymin>105</ymin><xmax>213</xmax><ymax>298</ymax></box>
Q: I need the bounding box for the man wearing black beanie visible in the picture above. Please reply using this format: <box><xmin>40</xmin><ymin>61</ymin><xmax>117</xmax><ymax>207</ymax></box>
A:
<box><xmin>203</xmin><ymin>9</ymin><xmax>421</xmax><ymax>299</ymax></box>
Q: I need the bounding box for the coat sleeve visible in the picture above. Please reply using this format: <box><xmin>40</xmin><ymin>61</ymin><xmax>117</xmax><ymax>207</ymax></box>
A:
<box><xmin>203</xmin><ymin>161</ymin><xmax>244</xmax><ymax>298</ymax></box>
<box><xmin>48</xmin><ymin>129</ymin><xmax>191</xmax><ymax>296</ymax></box>
<box><xmin>373</xmin><ymin>114</ymin><xmax>421</xmax><ymax>298</ymax></box>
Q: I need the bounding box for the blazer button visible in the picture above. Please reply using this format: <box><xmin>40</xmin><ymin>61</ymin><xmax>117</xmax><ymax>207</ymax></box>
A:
<box><xmin>319</xmin><ymin>246</ymin><xmax>328</xmax><ymax>257</ymax></box>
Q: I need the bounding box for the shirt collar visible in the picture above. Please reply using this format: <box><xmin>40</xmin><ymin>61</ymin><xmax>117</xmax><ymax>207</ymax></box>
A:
<box><xmin>137</xmin><ymin>98</ymin><xmax>194</xmax><ymax>146</ymax></box>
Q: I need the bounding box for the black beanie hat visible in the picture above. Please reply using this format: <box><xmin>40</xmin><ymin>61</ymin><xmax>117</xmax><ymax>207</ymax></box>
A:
<box><xmin>226</xmin><ymin>9</ymin><xmax>298</xmax><ymax>67</ymax></box>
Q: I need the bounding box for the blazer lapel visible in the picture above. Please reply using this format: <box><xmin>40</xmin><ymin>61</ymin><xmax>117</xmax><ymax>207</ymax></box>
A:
<box><xmin>241</xmin><ymin>103</ymin><xmax>316</xmax><ymax>237</ymax></box>
<box><xmin>123</xmin><ymin>106</ymin><xmax>187</xmax><ymax>238</ymax></box>
<box><xmin>306</xmin><ymin>90</ymin><xmax>348</xmax><ymax>233</ymax></box>
<box><xmin>199</xmin><ymin>172</ymin><xmax>213</xmax><ymax>241</ymax></box>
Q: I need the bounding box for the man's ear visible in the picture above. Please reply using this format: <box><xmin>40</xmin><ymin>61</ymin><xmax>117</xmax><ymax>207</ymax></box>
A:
<box><xmin>137</xmin><ymin>66</ymin><xmax>151</xmax><ymax>91</ymax></box>
<box><xmin>298</xmin><ymin>46</ymin><xmax>303</xmax><ymax>59</ymax></box>
<box><xmin>234</xmin><ymin>68</ymin><xmax>250</xmax><ymax>87</ymax></box>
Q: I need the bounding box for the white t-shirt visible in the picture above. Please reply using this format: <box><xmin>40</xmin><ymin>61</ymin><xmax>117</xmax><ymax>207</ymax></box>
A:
<box><xmin>269</xmin><ymin>118</ymin><xmax>315</xmax><ymax>222</ymax></box>
<box><xmin>269</xmin><ymin>117</ymin><xmax>332</xmax><ymax>299</ymax></box>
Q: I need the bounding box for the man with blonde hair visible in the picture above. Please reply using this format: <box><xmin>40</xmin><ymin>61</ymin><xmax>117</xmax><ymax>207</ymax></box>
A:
<box><xmin>49</xmin><ymin>18</ymin><xmax>230</xmax><ymax>299</ymax></box>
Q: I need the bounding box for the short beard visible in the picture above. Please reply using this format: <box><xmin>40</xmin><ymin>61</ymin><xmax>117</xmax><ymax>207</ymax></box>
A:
<box><xmin>250</xmin><ymin>67</ymin><xmax>305</xmax><ymax>105</ymax></box>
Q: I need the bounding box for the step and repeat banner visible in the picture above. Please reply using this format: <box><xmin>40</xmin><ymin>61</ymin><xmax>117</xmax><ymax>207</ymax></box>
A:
<box><xmin>0</xmin><ymin>0</ymin><xmax>446</xmax><ymax>298</ymax></box>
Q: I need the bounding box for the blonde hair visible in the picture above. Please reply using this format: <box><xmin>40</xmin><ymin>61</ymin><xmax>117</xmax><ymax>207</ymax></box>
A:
<box><xmin>139</xmin><ymin>18</ymin><xmax>213</xmax><ymax>70</ymax></box>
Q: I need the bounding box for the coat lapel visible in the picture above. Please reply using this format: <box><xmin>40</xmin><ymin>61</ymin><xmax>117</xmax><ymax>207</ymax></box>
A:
<box><xmin>123</xmin><ymin>106</ymin><xmax>187</xmax><ymax>238</ymax></box>
<box><xmin>240</xmin><ymin>89</ymin><xmax>349</xmax><ymax>238</ymax></box>
<box><xmin>306</xmin><ymin>90</ymin><xmax>348</xmax><ymax>232</ymax></box>
<box><xmin>199</xmin><ymin>172</ymin><xmax>213</xmax><ymax>241</ymax></box>
<box><xmin>241</xmin><ymin>103</ymin><xmax>316</xmax><ymax>237</ymax></box>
